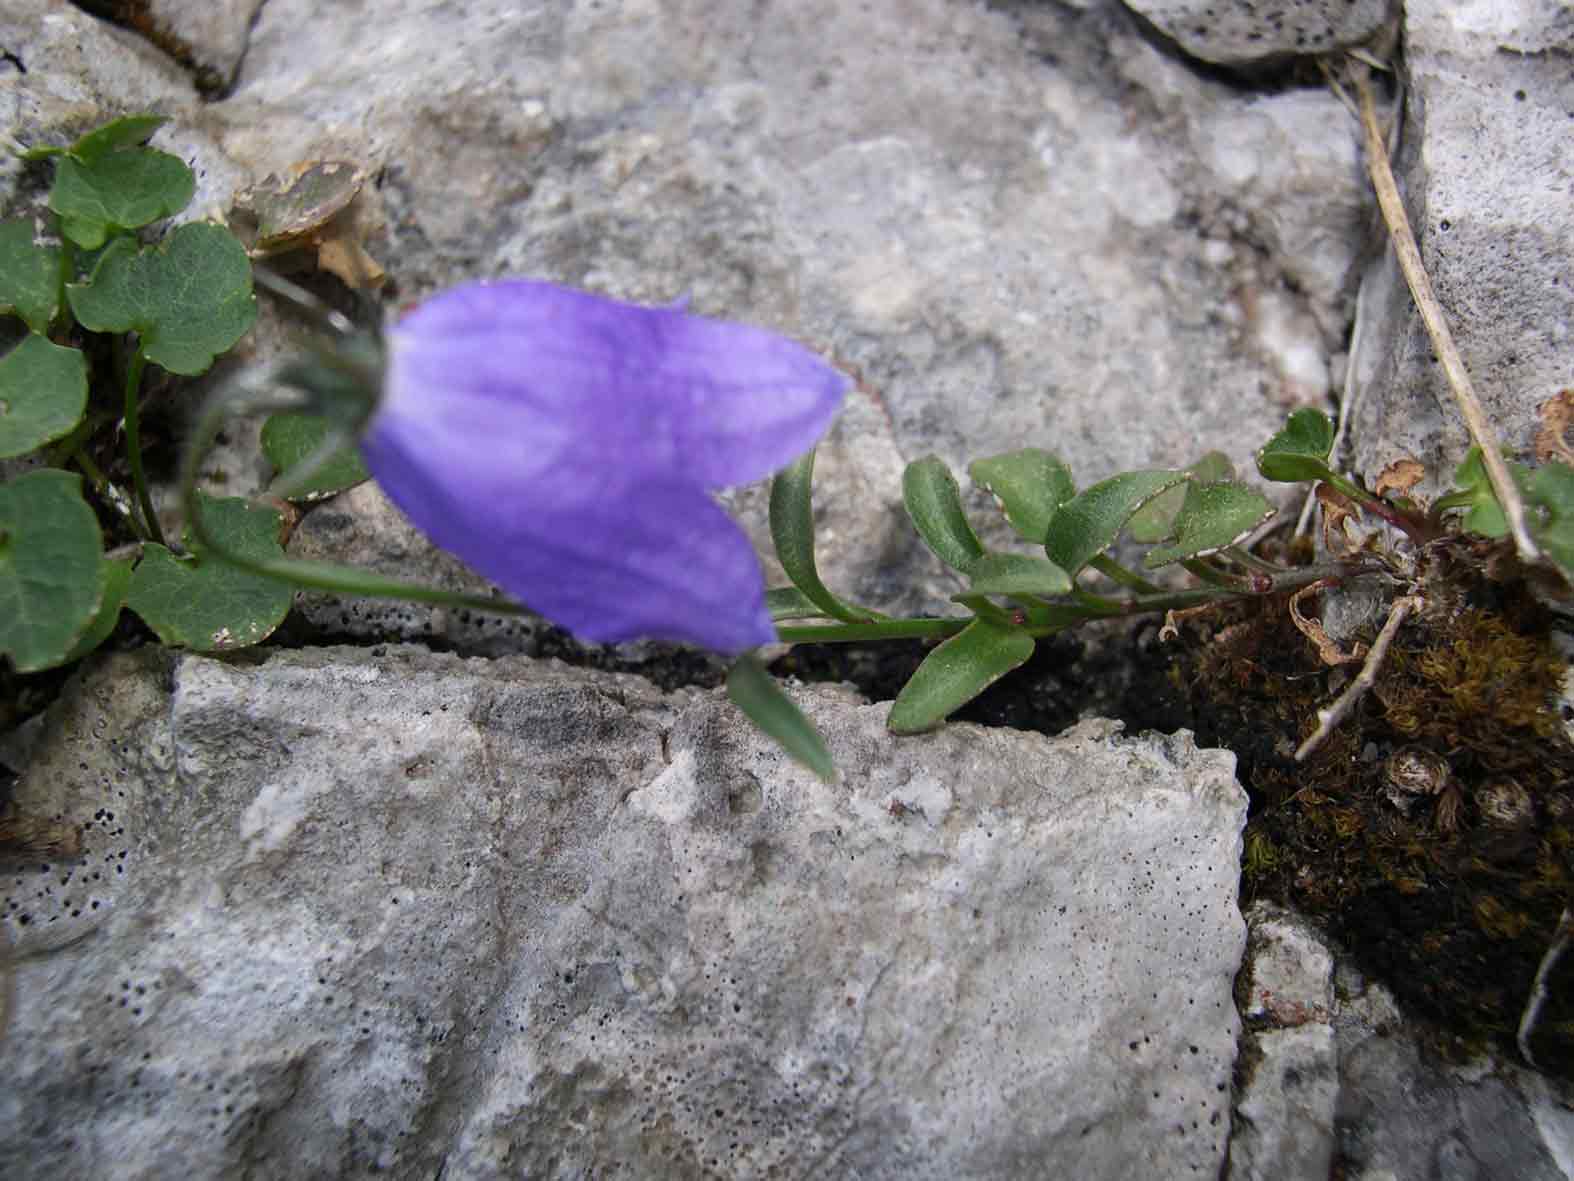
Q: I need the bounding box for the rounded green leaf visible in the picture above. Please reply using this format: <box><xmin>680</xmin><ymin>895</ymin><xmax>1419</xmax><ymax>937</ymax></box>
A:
<box><xmin>903</xmin><ymin>455</ymin><xmax>985</xmax><ymax>574</ymax></box>
<box><xmin>59</xmin><ymin>555</ymin><xmax>133</xmax><ymax>665</ymax></box>
<box><xmin>1527</xmin><ymin>461</ymin><xmax>1574</xmax><ymax>578</ymax></box>
<box><xmin>126</xmin><ymin>494</ymin><xmax>293</xmax><ymax>650</ymax></box>
<box><xmin>1044</xmin><ymin>469</ymin><xmax>1188</xmax><ymax>576</ymax></box>
<box><xmin>68</xmin><ymin>115</ymin><xmax>169</xmax><ymax>164</ymax></box>
<box><xmin>0</xmin><ymin>334</ymin><xmax>89</xmax><ymax>458</ymax></box>
<box><xmin>1142</xmin><ymin>482</ymin><xmax>1275</xmax><ymax>568</ymax></box>
<box><xmin>0</xmin><ymin>469</ymin><xmax>106</xmax><ymax>672</ymax></box>
<box><xmin>1256</xmin><ymin>408</ymin><xmax>1336</xmax><ymax>484</ymax></box>
<box><xmin>727</xmin><ymin>653</ymin><xmax>835</xmax><ymax>781</ymax></box>
<box><xmin>0</xmin><ymin>218</ymin><xmax>65</xmax><ymax>334</ymax></box>
<box><xmin>262</xmin><ymin>412</ymin><xmax>371</xmax><ymax>500</ymax></box>
<box><xmin>49</xmin><ymin>146</ymin><xmax>196</xmax><ymax>249</ymax></box>
<box><xmin>968</xmin><ymin>449</ymin><xmax>1076</xmax><ymax>543</ymax></box>
<box><xmin>1128</xmin><ymin>451</ymin><xmax>1233</xmax><ymax>543</ymax></box>
<box><xmin>67</xmin><ymin>222</ymin><xmax>256</xmax><ymax>375</ymax></box>
<box><xmin>887</xmin><ymin>616</ymin><xmax>1036</xmax><ymax>733</ymax></box>
<box><xmin>960</xmin><ymin>552</ymin><xmax>1072</xmax><ymax>598</ymax></box>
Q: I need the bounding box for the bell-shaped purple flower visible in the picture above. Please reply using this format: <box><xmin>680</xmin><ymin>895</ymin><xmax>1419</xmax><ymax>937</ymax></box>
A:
<box><xmin>358</xmin><ymin>280</ymin><xmax>848</xmax><ymax>653</ymax></box>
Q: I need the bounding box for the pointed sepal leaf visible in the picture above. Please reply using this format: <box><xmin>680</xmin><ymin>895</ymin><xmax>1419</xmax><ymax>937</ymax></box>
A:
<box><xmin>1143</xmin><ymin>481</ymin><xmax>1275</xmax><ymax>568</ymax></box>
<box><xmin>262</xmin><ymin>412</ymin><xmax>371</xmax><ymax>500</ymax></box>
<box><xmin>1128</xmin><ymin>451</ymin><xmax>1234</xmax><ymax>543</ymax></box>
<box><xmin>0</xmin><ymin>218</ymin><xmax>65</xmax><ymax>334</ymax></box>
<box><xmin>1256</xmin><ymin>408</ymin><xmax>1336</xmax><ymax>483</ymax></box>
<box><xmin>0</xmin><ymin>469</ymin><xmax>106</xmax><ymax>672</ymax></box>
<box><xmin>126</xmin><ymin>494</ymin><xmax>293</xmax><ymax>651</ymax></box>
<box><xmin>887</xmin><ymin>616</ymin><xmax>1035</xmax><ymax>733</ymax></box>
<box><xmin>968</xmin><ymin>449</ymin><xmax>1076</xmax><ymax>543</ymax></box>
<box><xmin>48</xmin><ymin>145</ymin><xmax>196</xmax><ymax>249</ymax></box>
<box><xmin>768</xmin><ymin>449</ymin><xmax>874</xmax><ymax>623</ymax></box>
<box><xmin>903</xmin><ymin>455</ymin><xmax>985</xmax><ymax>574</ymax></box>
<box><xmin>0</xmin><ymin>334</ymin><xmax>89</xmax><ymax>458</ymax></box>
<box><xmin>727</xmin><ymin>652</ymin><xmax>836</xmax><ymax>781</ymax></box>
<box><xmin>67</xmin><ymin>222</ymin><xmax>256</xmax><ymax>375</ymax></box>
<box><xmin>1044</xmin><ymin>469</ymin><xmax>1188</xmax><ymax>576</ymax></box>
<box><xmin>959</xmin><ymin>552</ymin><xmax>1072</xmax><ymax>598</ymax></box>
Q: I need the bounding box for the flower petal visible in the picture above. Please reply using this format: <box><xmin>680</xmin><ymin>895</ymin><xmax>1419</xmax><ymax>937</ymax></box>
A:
<box><xmin>360</xmin><ymin>414</ymin><xmax>775</xmax><ymax>651</ymax></box>
<box><xmin>383</xmin><ymin>280</ymin><xmax>848</xmax><ymax>489</ymax></box>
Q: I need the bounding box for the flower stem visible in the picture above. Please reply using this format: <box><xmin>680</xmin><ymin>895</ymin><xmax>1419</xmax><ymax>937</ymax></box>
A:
<box><xmin>775</xmin><ymin>617</ymin><xmax>968</xmax><ymax>644</ymax></box>
<box><xmin>122</xmin><ymin>347</ymin><xmax>164</xmax><ymax>547</ymax></box>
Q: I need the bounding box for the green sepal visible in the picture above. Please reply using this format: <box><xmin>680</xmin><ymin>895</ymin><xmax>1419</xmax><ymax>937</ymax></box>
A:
<box><xmin>968</xmin><ymin>448</ymin><xmax>1076</xmax><ymax>543</ymax></box>
<box><xmin>126</xmin><ymin>494</ymin><xmax>294</xmax><ymax>651</ymax></box>
<box><xmin>48</xmin><ymin>145</ymin><xmax>196</xmax><ymax>249</ymax></box>
<box><xmin>0</xmin><ymin>333</ymin><xmax>89</xmax><ymax>458</ymax></box>
<box><xmin>1143</xmin><ymin>481</ymin><xmax>1275</xmax><ymax>568</ymax></box>
<box><xmin>1044</xmin><ymin>469</ymin><xmax>1188</xmax><ymax>577</ymax></box>
<box><xmin>958</xmin><ymin>551</ymin><xmax>1072</xmax><ymax>598</ymax></box>
<box><xmin>887</xmin><ymin>616</ymin><xmax>1035</xmax><ymax>733</ymax></box>
<box><xmin>1256</xmin><ymin>408</ymin><xmax>1336</xmax><ymax>484</ymax></box>
<box><xmin>262</xmin><ymin>412</ymin><xmax>371</xmax><ymax>500</ymax></box>
<box><xmin>768</xmin><ymin>449</ymin><xmax>876</xmax><ymax>623</ymax></box>
<box><xmin>1129</xmin><ymin>451</ymin><xmax>1233</xmax><ymax>543</ymax></box>
<box><xmin>0</xmin><ymin>218</ymin><xmax>66</xmax><ymax>333</ymax></box>
<box><xmin>727</xmin><ymin>652</ymin><xmax>836</xmax><ymax>781</ymax></box>
<box><xmin>67</xmin><ymin>221</ymin><xmax>256</xmax><ymax>375</ymax></box>
<box><xmin>903</xmin><ymin>455</ymin><xmax>985</xmax><ymax>574</ymax></box>
<box><xmin>0</xmin><ymin>469</ymin><xmax>106</xmax><ymax>672</ymax></box>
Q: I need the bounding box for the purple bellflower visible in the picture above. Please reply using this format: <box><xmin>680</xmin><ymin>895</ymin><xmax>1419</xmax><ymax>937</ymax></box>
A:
<box><xmin>357</xmin><ymin>280</ymin><xmax>848</xmax><ymax>653</ymax></box>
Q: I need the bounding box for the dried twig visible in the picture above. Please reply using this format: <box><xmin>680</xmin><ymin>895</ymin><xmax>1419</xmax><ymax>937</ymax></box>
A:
<box><xmin>1352</xmin><ymin>68</ymin><xmax>1540</xmax><ymax>562</ymax></box>
<box><xmin>1296</xmin><ymin>593</ymin><xmax>1422</xmax><ymax>762</ymax></box>
<box><xmin>1517</xmin><ymin>905</ymin><xmax>1573</xmax><ymax>1070</ymax></box>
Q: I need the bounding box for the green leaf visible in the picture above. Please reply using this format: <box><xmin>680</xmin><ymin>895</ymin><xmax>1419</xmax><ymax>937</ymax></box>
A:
<box><xmin>67</xmin><ymin>222</ymin><xmax>256</xmax><ymax>375</ymax></box>
<box><xmin>0</xmin><ymin>218</ymin><xmax>65</xmax><ymax>333</ymax></box>
<box><xmin>1526</xmin><ymin>462</ymin><xmax>1574</xmax><ymax>578</ymax></box>
<box><xmin>18</xmin><ymin>114</ymin><xmax>168</xmax><ymax>163</ymax></box>
<box><xmin>48</xmin><ymin>145</ymin><xmax>196</xmax><ymax>249</ymax></box>
<box><xmin>887</xmin><ymin>616</ymin><xmax>1036</xmax><ymax>733</ymax></box>
<box><xmin>0</xmin><ymin>469</ymin><xmax>105</xmax><ymax>672</ymax></box>
<box><xmin>903</xmin><ymin>456</ymin><xmax>985</xmax><ymax>574</ymax></box>
<box><xmin>1044</xmin><ymin>469</ymin><xmax>1188</xmax><ymax>576</ymax></box>
<box><xmin>262</xmin><ymin>412</ymin><xmax>371</xmax><ymax>500</ymax></box>
<box><xmin>126</xmin><ymin>494</ymin><xmax>293</xmax><ymax>650</ymax></box>
<box><xmin>1143</xmin><ymin>482</ymin><xmax>1275</xmax><ymax>568</ymax></box>
<box><xmin>766</xmin><ymin>586</ymin><xmax>832</xmax><ymax>621</ymax></box>
<box><xmin>959</xmin><ymin>552</ymin><xmax>1072</xmax><ymax>598</ymax></box>
<box><xmin>768</xmin><ymin>449</ymin><xmax>873</xmax><ymax>623</ymax></box>
<box><xmin>59</xmin><ymin>556</ymin><xmax>133</xmax><ymax>665</ymax></box>
<box><xmin>727</xmin><ymin>653</ymin><xmax>836</xmax><ymax>781</ymax></box>
<box><xmin>1128</xmin><ymin>451</ymin><xmax>1233</xmax><ymax>543</ymax></box>
<box><xmin>968</xmin><ymin>449</ymin><xmax>1076</xmax><ymax>543</ymax></box>
<box><xmin>1436</xmin><ymin>446</ymin><xmax>1523</xmax><ymax>538</ymax></box>
<box><xmin>1256</xmin><ymin>408</ymin><xmax>1336</xmax><ymax>484</ymax></box>
<box><xmin>0</xmin><ymin>334</ymin><xmax>89</xmax><ymax>458</ymax></box>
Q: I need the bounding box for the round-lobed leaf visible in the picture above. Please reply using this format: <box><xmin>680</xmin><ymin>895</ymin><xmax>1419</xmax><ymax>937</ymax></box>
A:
<box><xmin>67</xmin><ymin>221</ymin><xmax>256</xmax><ymax>375</ymax></box>
<box><xmin>0</xmin><ymin>469</ymin><xmax>105</xmax><ymax>672</ymax></box>
<box><xmin>903</xmin><ymin>455</ymin><xmax>985</xmax><ymax>574</ymax></box>
<box><xmin>262</xmin><ymin>412</ymin><xmax>371</xmax><ymax>500</ymax></box>
<box><xmin>20</xmin><ymin>114</ymin><xmax>169</xmax><ymax>163</ymax></box>
<box><xmin>48</xmin><ymin>146</ymin><xmax>196</xmax><ymax>250</ymax></box>
<box><xmin>968</xmin><ymin>449</ymin><xmax>1076</xmax><ymax>543</ymax></box>
<box><xmin>58</xmin><ymin>555</ymin><xmax>133</xmax><ymax>665</ymax></box>
<box><xmin>0</xmin><ymin>334</ymin><xmax>89</xmax><ymax>458</ymax></box>
<box><xmin>0</xmin><ymin>218</ymin><xmax>65</xmax><ymax>334</ymax></box>
<box><xmin>1142</xmin><ymin>481</ymin><xmax>1275</xmax><ymax>568</ymax></box>
<box><xmin>887</xmin><ymin>616</ymin><xmax>1035</xmax><ymax>733</ymax></box>
<box><xmin>1256</xmin><ymin>408</ymin><xmax>1336</xmax><ymax>484</ymax></box>
<box><xmin>1128</xmin><ymin>451</ymin><xmax>1233</xmax><ymax>543</ymax></box>
<box><xmin>126</xmin><ymin>494</ymin><xmax>293</xmax><ymax>651</ymax></box>
<box><xmin>1044</xmin><ymin>469</ymin><xmax>1188</xmax><ymax>576</ymax></box>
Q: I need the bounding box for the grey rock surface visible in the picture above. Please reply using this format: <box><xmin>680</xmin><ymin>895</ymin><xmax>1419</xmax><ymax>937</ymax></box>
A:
<box><xmin>1122</xmin><ymin>0</ymin><xmax>1394</xmax><ymax>66</ymax></box>
<box><xmin>1347</xmin><ymin>0</ymin><xmax>1574</xmax><ymax>497</ymax></box>
<box><xmin>1</xmin><ymin>648</ymin><xmax>1247</xmax><ymax>1178</ymax></box>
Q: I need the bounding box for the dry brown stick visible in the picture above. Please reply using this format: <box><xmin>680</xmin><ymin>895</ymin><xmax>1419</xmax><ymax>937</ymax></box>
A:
<box><xmin>1296</xmin><ymin>593</ymin><xmax>1421</xmax><ymax>762</ymax></box>
<box><xmin>1352</xmin><ymin>68</ymin><xmax>1540</xmax><ymax>562</ymax></box>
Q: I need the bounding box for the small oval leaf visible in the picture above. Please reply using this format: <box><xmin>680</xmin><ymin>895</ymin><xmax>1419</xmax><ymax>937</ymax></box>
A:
<box><xmin>1044</xmin><ymin>469</ymin><xmax>1188</xmax><ymax>576</ymax></box>
<box><xmin>968</xmin><ymin>449</ymin><xmax>1076</xmax><ymax>543</ymax></box>
<box><xmin>903</xmin><ymin>456</ymin><xmax>985</xmax><ymax>574</ymax></box>
<box><xmin>1142</xmin><ymin>482</ymin><xmax>1275</xmax><ymax>568</ymax></box>
<box><xmin>960</xmin><ymin>551</ymin><xmax>1072</xmax><ymax>598</ymax></box>
<box><xmin>0</xmin><ymin>334</ymin><xmax>89</xmax><ymax>458</ymax></box>
<box><xmin>887</xmin><ymin>616</ymin><xmax>1035</xmax><ymax>734</ymax></box>
<box><xmin>0</xmin><ymin>218</ymin><xmax>65</xmax><ymax>334</ymax></box>
<box><xmin>0</xmin><ymin>469</ymin><xmax>105</xmax><ymax>672</ymax></box>
<box><xmin>49</xmin><ymin>146</ymin><xmax>196</xmax><ymax>249</ymax></box>
<box><xmin>727</xmin><ymin>652</ymin><xmax>836</xmax><ymax>781</ymax></box>
<box><xmin>1256</xmin><ymin>408</ymin><xmax>1336</xmax><ymax>484</ymax></box>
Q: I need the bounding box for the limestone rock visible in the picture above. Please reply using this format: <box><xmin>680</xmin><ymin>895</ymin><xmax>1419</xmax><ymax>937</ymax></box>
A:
<box><xmin>1121</xmin><ymin>0</ymin><xmax>1394</xmax><ymax>67</ymax></box>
